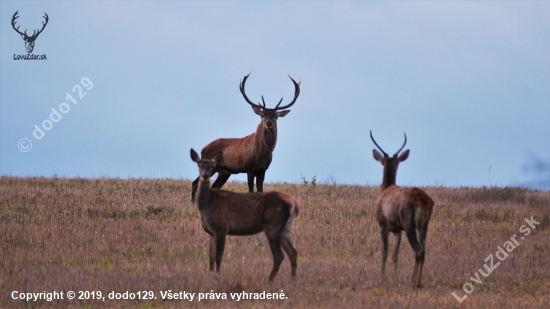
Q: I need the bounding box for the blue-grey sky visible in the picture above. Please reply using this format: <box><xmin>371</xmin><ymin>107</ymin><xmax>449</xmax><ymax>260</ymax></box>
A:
<box><xmin>1</xmin><ymin>1</ymin><xmax>549</xmax><ymax>188</ymax></box>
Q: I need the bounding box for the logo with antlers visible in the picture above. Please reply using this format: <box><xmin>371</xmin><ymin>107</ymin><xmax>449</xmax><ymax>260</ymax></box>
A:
<box><xmin>11</xmin><ymin>11</ymin><xmax>49</xmax><ymax>54</ymax></box>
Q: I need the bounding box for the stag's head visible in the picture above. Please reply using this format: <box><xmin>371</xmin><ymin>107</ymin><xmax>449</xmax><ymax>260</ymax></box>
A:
<box><xmin>240</xmin><ymin>73</ymin><xmax>300</xmax><ymax>134</ymax></box>
<box><xmin>191</xmin><ymin>149</ymin><xmax>222</xmax><ymax>182</ymax></box>
<box><xmin>370</xmin><ymin>130</ymin><xmax>409</xmax><ymax>177</ymax></box>
<box><xmin>11</xmin><ymin>11</ymin><xmax>49</xmax><ymax>54</ymax></box>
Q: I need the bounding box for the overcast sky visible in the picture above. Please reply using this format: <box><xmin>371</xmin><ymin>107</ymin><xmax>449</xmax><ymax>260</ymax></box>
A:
<box><xmin>1</xmin><ymin>1</ymin><xmax>549</xmax><ymax>189</ymax></box>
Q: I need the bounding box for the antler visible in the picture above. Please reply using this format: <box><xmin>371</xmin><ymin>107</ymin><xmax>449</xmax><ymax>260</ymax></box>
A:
<box><xmin>370</xmin><ymin>130</ymin><xmax>388</xmax><ymax>157</ymax></box>
<box><xmin>240</xmin><ymin>73</ymin><xmax>301</xmax><ymax>110</ymax></box>
<box><xmin>394</xmin><ymin>133</ymin><xmax>407</xmax><ymax>157</ymax></box>
<box><xmin>240</xmin><ymin>72</ymin><xmax>263</xmax><ymax>109</ymax></box>
<box><xmin>11</xmin><ymin>11</ymin><xmax>49</xmax><ymax>39</ymax></box>
<box><xmin>274</xmin><ymin>75</ymin><xmax>301</xmax><ymax>110</ymax></box>
<box><xmin>11</xmin><ymin>11</ymin><xmax>25</xmax><ymax>36</ymax></box>
<box><xmin>31</xmin><ymin>13</ymin><xmax>49</xmax><ymax>39</ymax></box>
<box><xmin>370</xmin><ymin>131</ymin><xmax>407</xmax><ymax>157</ymax></box>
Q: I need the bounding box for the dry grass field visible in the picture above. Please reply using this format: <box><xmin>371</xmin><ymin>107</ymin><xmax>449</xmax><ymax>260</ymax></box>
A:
<box><xmin>1</xmin><ymin>176</ymin><xmax>549</xmax><ymax>308</ymax></box>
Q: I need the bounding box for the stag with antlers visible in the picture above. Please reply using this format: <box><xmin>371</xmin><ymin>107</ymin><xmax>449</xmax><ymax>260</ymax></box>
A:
<box><xmin>370</xmin><ymin>131</ymin><xmax>434</xmax><ymax>288</ymax></box>
<box><xmin>11</xmin><ymin>11</ymin><xmax>49</xmax><ymax>54</ymax></box>
<box><xmin>191</xmin><ymin>73</ymin><xmax>300</xmax><ymax>202</ymax></box>
<box><xmin>190</xmin><ymin>149</ymin><xmax>299</xmax><ymax>281</ymax></box>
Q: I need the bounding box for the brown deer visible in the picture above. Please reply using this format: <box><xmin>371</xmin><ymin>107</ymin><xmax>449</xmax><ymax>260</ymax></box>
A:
<box><xmin>191</xmin><ymin>73</ymin><xmax>300</xmax><ymax>202</ymax></box>
<box><xmin>190</xmin><ymin>148</ymin><xmax>299</xmax><ymax>281</ymax></box>
<box><xmin>370</xmin><ymin>131</ymin><xmax>433</xmax><ymax>288</ymax></box>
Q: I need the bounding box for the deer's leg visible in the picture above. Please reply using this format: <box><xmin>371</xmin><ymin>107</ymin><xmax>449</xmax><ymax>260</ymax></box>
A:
<box><xmin>266</xmin><ymin>232</ymin><xmax>285</xmax><ymax>282</ymax></box>
<box><xmin>215</xmin><ymin>232</ymin><xmax>226</xmax><ymax>273</ymax></box>
<box><xmin>392</xmin><ymin>231</ymin><xmax>402</xmax><ymax>285</ymax></box>
<box><xmin>416</xmin><ymin>224</ymin><xmax>429</xmax><ymax>288</ymax></box>
<box><xmin>281</xmin><ymin>232</ymin><xmax>298</xmax><ymax>277</ymax></box>
<box><xmin>419</xmin><ymin>224</ymin><xmax>428</xmax><ymax>248</ymax></box>
<box><xmin>405</xmin><ymin>225</ymin><xmax>423</xmax><ymax>288</ymax></box>
<box><xmin>247</xmin><ymin>172</ymin><xmax>255</xmax><ymax>192</ymax></box>
<box><xmin>209</xmin><ymin>235</ymin><xmax>216</xmax><ymax>271</ymax></box>
<box><xmin>256</xmin><ymin>170</ymin><xmax>266</xmax><ymax>192</ymax></box>
<box><xmin>212</xmin><ymin>172</ymin><xmax>230</xmax><ymax>189</ymax></box>
<box><xmin>380</xmin><ymin>225</ymin><xmax>389</xmax><ymax>282</ymax></box>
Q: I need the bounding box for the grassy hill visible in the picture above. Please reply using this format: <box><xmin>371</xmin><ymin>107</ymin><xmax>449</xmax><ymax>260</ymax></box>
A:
<box><xmin>1</xmin><ymin>176</ymin><xmax>549</xmax><ymax>308</ymax></box>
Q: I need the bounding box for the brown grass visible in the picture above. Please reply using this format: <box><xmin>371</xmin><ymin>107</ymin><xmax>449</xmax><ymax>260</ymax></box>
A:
<box><xmin>1</xmin><ymin>176</ymin><xmax>549</xmax><ymax>308</ymax></box>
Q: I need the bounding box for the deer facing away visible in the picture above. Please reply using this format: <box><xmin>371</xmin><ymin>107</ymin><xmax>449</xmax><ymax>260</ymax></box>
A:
<box><xmin>191</xmin><ymin>73</ymin><xmax>300</xmax><ymax>202</ymax></box>
<box><xmin>190</xmin><ymin>149</ymin><xmax>299</xmax><ymax>281</ymax></box>
<box><xmin>370</xmin><ymin>131</ymin><xmax>434</xmax><ymax>288</ymax></box>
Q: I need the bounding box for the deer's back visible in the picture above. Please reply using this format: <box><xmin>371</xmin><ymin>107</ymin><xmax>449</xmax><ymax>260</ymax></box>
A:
<box><xmin>201</xmin><ymin>135</ymin><xmax>255</xmax><ymax>173</ymax></box>
<box><xmin>202</xmin><ymin>190</ymin><xmax>297</xmax><ymax>236</ymax></box>
<box><xmin>376</xmin><ymin>186</ymin><xmax>433</xmax><ymax>232</ymax></box>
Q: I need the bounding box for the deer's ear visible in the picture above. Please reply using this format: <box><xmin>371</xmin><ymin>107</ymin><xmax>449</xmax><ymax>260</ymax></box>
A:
<box><xmin>214</xmin><ymin>151</ymin><xmax>223</xmax><ymax>164</ymax></box>
<box><xmin>190</xmin><ymin>149</ymin><xmax>200</xmax><ymax>163</ymax></box>
<box><xmin>398</xmin><ymin>149</ymin><xmax>410</xmax><ymax>162</ymax></box>
<box><xmin>276</xmin><ymin>110</ymin><xmax>290</xmax><ymax>118</ymax></box>
<box><xmin>252</xmin><ymin>106</ymin><xmax>263</xmax><ymax>116</ymax></box>
<box><xmin>373</xmin><ymin>149</ymin><xmax>384</xmax><ymax>163</ymax></box>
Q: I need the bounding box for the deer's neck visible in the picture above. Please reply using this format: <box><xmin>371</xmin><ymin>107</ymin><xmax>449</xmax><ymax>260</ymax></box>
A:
<box><xmin>195</xmin><ymin>178</ymin><xmax>211</xmax><ymax>212</ymax></box>
<box><xmin>254</xmin><ymin>124</ymin><xmax>277</xmax><ymax>154</ymax></box>
<box><xmin>381</xmin><ymin>166</ymin><xmax>397</xmax><ymax>191</ymax></box>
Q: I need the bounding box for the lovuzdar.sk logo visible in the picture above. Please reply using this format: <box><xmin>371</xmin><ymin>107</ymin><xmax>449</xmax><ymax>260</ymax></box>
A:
<box><xmin>12</xmin><ymin>10</ymin><xmax>48</xmax><ymax>60</ymax></box>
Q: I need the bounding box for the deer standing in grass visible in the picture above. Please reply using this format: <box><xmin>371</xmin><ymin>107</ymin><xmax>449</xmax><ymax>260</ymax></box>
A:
<box><xmin>191</xmin><ymin>73</ymin><xmax>300</xmax><ymax>202</ymax></box>
<box><xmin>370</xmin><ymin>131</ymin><xmax>433</xmax><ymax>288</ymax></box>
<box><xmin>190</xmin><ymin>149</ymin><xmax>299</xmax><ymax>281</ymax></box>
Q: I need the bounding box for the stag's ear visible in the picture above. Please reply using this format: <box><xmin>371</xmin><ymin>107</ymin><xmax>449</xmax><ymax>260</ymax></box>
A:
<box><xmin>252</xmin><ymin>106</ymin><xmax>263</xmax><ymax>116</ymax></box>
<box><xmin>190</xmin><ymin>149</ymin><xmax>200</xmax><ymax>163</ymax></box>
<box><xmin>276</xmin><ymin>110</ymin><xmax>290</xmax><ymax>118</ymax></box>
<box><xmin>398</xmin><ymin>149</ymin><xmax>410</xmax><ymax>162</ymax></box>
<box><xmin>373</xmin><ymin>149</ymin><xmax>384</xmax><ymax>163</ymax></box>
<box><xmin>213</xmin><ymin>151</ymin><xmax>223</xmax><ymax>164</ymax></box>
